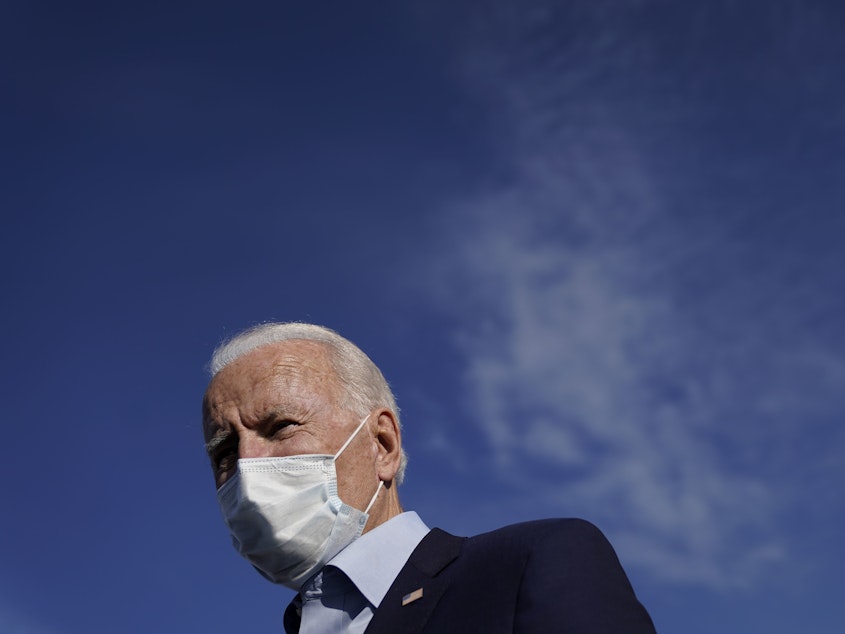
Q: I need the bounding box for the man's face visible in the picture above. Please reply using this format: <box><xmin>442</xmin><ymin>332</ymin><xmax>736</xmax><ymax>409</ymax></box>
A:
<box><xmin>202</xmin><ymin>339</ymin><xmax>379</xmax><ymax>511</ymax></box>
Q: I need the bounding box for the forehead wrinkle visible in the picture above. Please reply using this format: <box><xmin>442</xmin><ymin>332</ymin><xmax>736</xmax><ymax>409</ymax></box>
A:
<box><xmin>265</xmin><ymin>353</ymin><xmax>343</xmax><ymax>407</ymax></box>
<box><xmin>202</xmin><ymin>339</ymin><xmax>346</xmax><ymax>437</ymax></box>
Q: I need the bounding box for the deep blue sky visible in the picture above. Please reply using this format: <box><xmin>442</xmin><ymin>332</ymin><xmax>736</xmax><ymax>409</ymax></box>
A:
<box><xmin>2</xmin><ymin>2</ymin><xmax>844</xmax><ymax>632</ymax></box>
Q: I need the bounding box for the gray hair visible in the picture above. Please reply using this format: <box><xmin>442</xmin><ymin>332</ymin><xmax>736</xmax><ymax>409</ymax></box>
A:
<box><xmin>209</xmin><ymin>322</ymin><xmax>406</xmax><ymax>484</ymax></box>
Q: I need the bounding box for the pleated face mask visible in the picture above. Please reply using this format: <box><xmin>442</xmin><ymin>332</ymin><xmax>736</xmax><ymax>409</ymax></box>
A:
<box><xmin>217</xmin><ymin>414</ymin><xmax>383</xmax><ymax>590</ymax></box>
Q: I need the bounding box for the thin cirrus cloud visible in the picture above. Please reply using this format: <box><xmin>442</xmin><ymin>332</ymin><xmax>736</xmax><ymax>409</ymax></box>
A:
<box><xmin>428</xmin><ymin>148</ymin><xmax>842</xmax><ymax>590</ymax></box>
<box><xmin>414</xmin><ymin>1</ymin><xmax>845</xmax><ymax>590</ymax></box>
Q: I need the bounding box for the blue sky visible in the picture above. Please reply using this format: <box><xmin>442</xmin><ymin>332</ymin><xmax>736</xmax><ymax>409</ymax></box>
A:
<box><xmin>2</xmin><ymin>1</ymin><xmax>844</xmax><ymax>632</ymax></box>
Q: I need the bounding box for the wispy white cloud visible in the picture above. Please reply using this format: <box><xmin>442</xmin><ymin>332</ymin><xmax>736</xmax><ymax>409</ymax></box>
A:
<box><xmin>415</xmin><ymin>0</ymin><xmax>845</xmax><ymax>589</ymax></box>
<box><xmin>427</xmin><ymin>164</ymin><xmax>845</xmax><ymax>588</ymax></box>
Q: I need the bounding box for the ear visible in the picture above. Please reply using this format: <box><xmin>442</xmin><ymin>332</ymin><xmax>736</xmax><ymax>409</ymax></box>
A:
<box><xmin>373</xmin><ymin>409</ymin><xmax>402</xmax><ymax>484</ymax></box>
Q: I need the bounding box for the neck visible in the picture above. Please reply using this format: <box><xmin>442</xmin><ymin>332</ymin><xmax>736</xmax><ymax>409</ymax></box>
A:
<box><xmin>362</xmin><ymin>485</ymin><xmax>403</xmax><ymax>534</ymax></box>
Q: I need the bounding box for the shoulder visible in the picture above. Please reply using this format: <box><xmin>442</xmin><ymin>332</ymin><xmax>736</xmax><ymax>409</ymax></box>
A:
<box><xmin>447</xmin><ymin>518</ymin><xmax>625</xmax><ymax>585</ymax></box>
<box><xmin>466</xmin><ymin>518</ymin><xmax>611</xmax><ymax>556</ymax></box>
<box><xmin>465</xmin><ymin>519</ymin><xmax>640</xmax><ymax>604</ymax></box>
<box><xmin>415</xmin><ymin>520</ymin><xmax>656</xmax><ymax>632</ymax></box>
<box><xmin>469</xmin><ymin>520</ymin><xmax>655</xmax><ymax>632</ymax></box>
<box><xmin>480</xmin><ymin>517</ymin><xmax>603</xmax><ymax>538</ymax></box>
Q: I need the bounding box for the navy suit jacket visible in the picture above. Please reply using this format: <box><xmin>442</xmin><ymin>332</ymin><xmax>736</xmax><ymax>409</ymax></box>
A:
<box><xmin>364</xmin><ymin>519</ymin><xmax>656</xmax><ymax>633</ymax></box>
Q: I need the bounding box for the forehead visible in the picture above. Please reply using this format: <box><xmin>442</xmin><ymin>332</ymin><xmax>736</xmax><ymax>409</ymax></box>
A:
<box><xmin>202</xmin><ymin>340</ymin><xmax>340</xmax><ymax>425</ymax></box>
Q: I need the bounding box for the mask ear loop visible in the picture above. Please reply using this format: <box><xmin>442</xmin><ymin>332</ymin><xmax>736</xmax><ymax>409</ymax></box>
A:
<box><xmin>334</xmin><ymin>413</ymin><xmax>372</xmax><ymax>459</ymax></box>
<box><xmin>334</xmin><ymin>413</ymin><xmax>384</xmax><ymax>515</ymax></box>
<box><xmin>364</xmin><ymin>480</ymin><xmax>383</xmax><ymax>514</ymax></box>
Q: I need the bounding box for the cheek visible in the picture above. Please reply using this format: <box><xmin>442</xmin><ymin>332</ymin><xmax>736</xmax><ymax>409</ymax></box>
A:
<box><xmin>334</xmin><ymin>445</ymin><xmax>379</xmax><ymax>506</ymax></box>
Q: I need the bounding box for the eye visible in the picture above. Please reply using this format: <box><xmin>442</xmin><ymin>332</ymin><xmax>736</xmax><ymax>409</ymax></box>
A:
<box><xmin>209</xmin><ymin>437</ymin><xmax>238</xmax><ymax>476</ymax></box>
<box><xmin>269</xmin><ymin>419</ymin><xmax>299</xmax><ymax>437</ymax></box>
<box><xmin>215</xmin><ymin>447</ymin><xmax>236</xmax><ymax>471</ymax></box>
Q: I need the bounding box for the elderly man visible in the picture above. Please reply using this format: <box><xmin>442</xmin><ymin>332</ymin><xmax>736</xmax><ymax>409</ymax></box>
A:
<box><xmin>202</xmin><ymin>322</ymin><xmax>656</xmax><ymax>633</ymax></box>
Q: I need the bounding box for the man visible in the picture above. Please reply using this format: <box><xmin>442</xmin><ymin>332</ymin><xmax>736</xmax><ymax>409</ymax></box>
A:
<box><xmin>202</xmin><ymin>322</ymin><xmax>657</xmax><ymax>633</ymax></box>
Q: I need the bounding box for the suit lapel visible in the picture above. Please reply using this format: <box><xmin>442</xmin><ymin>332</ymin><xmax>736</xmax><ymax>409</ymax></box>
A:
<box><xmin>365</xmin><ymin>528</ymin><xmax>464</xmax><ymax>634</ymax></box>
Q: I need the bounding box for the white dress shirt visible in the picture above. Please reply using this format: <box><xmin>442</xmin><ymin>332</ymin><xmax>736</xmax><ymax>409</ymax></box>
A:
<box><xmin>290</xmin><ymin>512</ymin><xmax>430</xmax><ymax>634</ymax></box>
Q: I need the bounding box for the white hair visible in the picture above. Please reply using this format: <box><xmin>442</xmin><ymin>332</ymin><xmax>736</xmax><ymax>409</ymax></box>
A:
<box><xmin>209</xmin><ymin>322</ymin><xmax>407</xmax><ymax>484</ymax></box>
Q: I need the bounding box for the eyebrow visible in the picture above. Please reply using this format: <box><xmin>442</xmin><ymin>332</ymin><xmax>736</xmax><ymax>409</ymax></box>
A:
<box><xmin>205</xmin><ymin>430</ymin><xmax>234</xmax><ymax>457</ymax></box>
<box><xmin>202</xmin><ymin>406</ymin><xmax>305</xmax><ymax>457</ymax></box>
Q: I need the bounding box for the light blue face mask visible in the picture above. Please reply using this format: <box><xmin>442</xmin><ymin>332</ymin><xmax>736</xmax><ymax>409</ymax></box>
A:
<box><xmin>217</xmin><ymin>414</ymin><xmax>383</xmax><ymax>590</ymax></box>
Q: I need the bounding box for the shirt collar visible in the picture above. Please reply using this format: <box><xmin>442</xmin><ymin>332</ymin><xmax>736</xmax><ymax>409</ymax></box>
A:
<box><xmin>327</xmin><ymin>511</ymin><xmax>430</xmax><ymax>608</ymax></box>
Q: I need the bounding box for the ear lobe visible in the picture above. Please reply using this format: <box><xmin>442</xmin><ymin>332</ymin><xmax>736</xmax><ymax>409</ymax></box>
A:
<box><xmin>374</xmin><ymin>410</ymin><xmax>402</xmax><ymax>482</ymax></box>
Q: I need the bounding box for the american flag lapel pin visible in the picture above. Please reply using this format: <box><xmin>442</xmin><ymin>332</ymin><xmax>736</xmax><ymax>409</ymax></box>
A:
<box><xmin>402</xmin><ymin>587</ymin><xmax>424</xmax><ymax>606</ymax></box>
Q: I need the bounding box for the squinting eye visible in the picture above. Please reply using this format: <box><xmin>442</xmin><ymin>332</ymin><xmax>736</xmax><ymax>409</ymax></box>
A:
<box><xmin>215</xmin><ymin>448</ymin><xmax>237</xmax><ymax>473</ymax></box>
<box><xmin>270</xmin><ymin>420</ymin><xmax>298</xmax><ymax>436</ymax></box>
